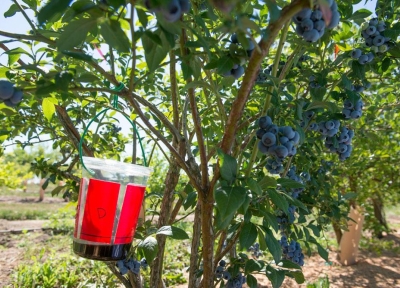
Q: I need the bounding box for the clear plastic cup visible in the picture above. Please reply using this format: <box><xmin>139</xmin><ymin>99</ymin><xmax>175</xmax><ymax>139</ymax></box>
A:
<box><xmin>73</xmin><ymin>157</ymin><xmax>152</xmax><ymax>261</ymax></box>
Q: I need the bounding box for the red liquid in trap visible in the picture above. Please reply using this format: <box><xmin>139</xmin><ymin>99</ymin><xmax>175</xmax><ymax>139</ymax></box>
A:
<box><xmin>73</xmin><ymin>178</ymin><xmax>145</xmax><ymax>261</ymax></box>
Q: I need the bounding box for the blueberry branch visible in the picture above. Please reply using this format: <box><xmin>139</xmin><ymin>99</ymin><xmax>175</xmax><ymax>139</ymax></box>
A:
<box><xmin>11</xmin><ymin>0</ymin><xmax>37</xmax><ymax>34</ymax></box>
<box><xmin>180</xmin><ymin>27</ymin><xmax>209</xmax><ymax>189</ymax></box>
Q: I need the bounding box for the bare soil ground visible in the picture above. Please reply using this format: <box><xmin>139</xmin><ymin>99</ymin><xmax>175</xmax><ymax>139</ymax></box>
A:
<box><xmin>1</xmin><ymin>197</ymin><xmax>400</xmax><ymax>288</ymax></box>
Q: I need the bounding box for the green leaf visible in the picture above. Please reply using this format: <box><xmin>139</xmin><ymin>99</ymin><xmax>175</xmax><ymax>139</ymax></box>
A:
<box><xmin>261</xmin><ymin>211</ymin><xmax>279</xmax><ymax>232</ymax></box>
<box><xmin>38</xmin><ymin>0</ymin><xmax>73</xmax><ymax>25</ymax></box>
<box><xmin>316</xmin><ymin>243</ymin><xmax>329</xmax><ymax>262</ymax></box>
<box><xmin>247</xmin><ymin>178</ymin><xmax>262</xmax><ymax>195</ymax></box>
<box><xmin>306</xmin><ymin>101</ymin><xmax>338</xmax><ymax>112</ymax></box>
<box><xmin>258</xmin><ymin>176</ymin><xmax>277</xmax><ymax>189</ymax></box>
<box><xmin>287</xmin><ymin>270</ymin><xmax>305</xmax><ymax>284</ymax></box>
<box><xmin>138</xmin><ymin>236</ymin><xmax>158</xmax><ymax>264</ymax></box>
<box><xmin>265</xmin><ymin>265</ymin><xmax>285</xmax><ymax>288</ymax></box>
<box><xmin>62</xmin><ymin>51</ymin><xmax>94</xmax><ymax>62</ymax></box>
<box><xmin>106</xmin><ymin>0</ymin><xmax>126</xmax><ymax>8</ymax></box>
<box><xmin>267</xmin><ymin>189</ymin><xmax>288</xmax><ymax>212</ymax></box>
<box><xmin>342</xmin><ymin>192</ymin><xmax>357</xmax><ymax>200</ymax></box>
<box><xmin>216</xmin><ymin>56</ymin><xmax>235</xmax><ymax>75</ymax></box>
<box><xmin>5</xmin><ymin>47</ymin><xmax>32</xmax><ymax>66</ymax></box>
<box><xmin>57</xmin><ymin>17</ymin><xmax>97</xmax><ymax>51</ymax></box>
<box><xmin>217</xmin><ymin>149</ymin><xmax>237</xmax><ymax>183</ymax></box>
<box><xmin>0</xmin><ymin>67</ymin><xmax>9</xmax><ymax>78</ymax></box>
<box><xmin>183</xmin><ymin>191</ymin><xmax>197</xmax><ymax>210</ymax></box>
<box><xmin>4</xmin><ymin>4</ymin><xmax>19</xmax><ymax>18</ymax></box>
<box><xmin>310</xmin><ymin>87</ymin><xmax>327</xmax><ymax>101</ymax></box>
<box><xmin>55</xmin><ymin>72</ymin><xmax>73</xmax><ymax>91</ymax></box>
<box><xmin>381</xmin><ymin>58</ymin><xmax>391</xmax><ymax>72</ymax></box>
<box><xmin>350</xmin><ymin>60</ymin><xmax>365</xmax><ymax>80</ymax></box>
<box><xmin>214</xmin><ymin>186</ymin><xmax>246</xmax><ymax>223</ymax></box>
<box><xmin>142</xmin><ymin>29</ymin><xmax>169</xmax><ymax>72</ymax></box>
<box><xmin>309</xmin><ymin>238</ymin><xmax>329</xmax><ymax>262</ymax></box>
<box><xmin>265</xmin><ymin>228</ymin><xmax>282</xmax><ymax>263</ymax></box>
<box><xmin>264</xmin><ymin>0</ymin><xmax>281</xmax><ymax>22</ymax></box>
<box><xmin>238</xmin><ymin>192</ymin><xmax>252</xmax><ymax>215</ymax></box>
<box><xmin>278</xmin><ymin>259</ymin><xmax>301</xmax><ymax>270</ymax></box>
<box><xmin>51</xmin><ymin>185</ymin><xmax>65</xmax><ymax>197</ymax></box>
<box><xmin>347</xmin><ymin>9</ymin><xmax>372</xmax><ymax>22</ymax></box>
<box><xmin>384</xmin><ymin>22</ymin><xmax>400</xmax><ymax>39</ymax></box>
<box><xmin>245</xmin><ymin>259</ymin><xmax>264</xmax><ymax>274</ymax></box>
<box><xmin>246</xmin><ymin>274</ymin><xmax>258</xmax><ymax>288</ymax></box>
<box><xmin>156</xmin><ymin>226</ymin><xmax>189</xmax><ymax>239</ymax></box>
<box><xmin>308</xmin><ymin>224</ymin><xmax>321</xmax><ymax>237</ymax></box>
<box><xmin>100</xmin><ymin>19</ymin><xmax>131</xmax><ymax>54</ymax></box>
<box><xmin>136</xmin><ymin>8</ymin><xmax>148</xmax><ymax>28</ymax></box>
<box><xmin>36</xmin><ymin>84</ymin><xmax>57</xmax><ymax>96</ymax></box>
<box><xmin>239</xmin><ymin>222</ymin><xmax>258</xmax><ymax>249</ymax></box>
<box><xmin>42</xmin><ymin>97</ymin><xmax>57</xmax><ymax>121</ymax></box>
<box><xmin>75</xmin><ymin>73</ymin><xmax>100</xmax><ymax>83</ymax></box>
<box><xmin>277</xmin><ymin>178</ymin><xmax>305</xmax><ymax>189</ymax></box>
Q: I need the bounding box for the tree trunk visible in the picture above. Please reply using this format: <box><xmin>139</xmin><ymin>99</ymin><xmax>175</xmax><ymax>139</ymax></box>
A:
<box><xmin>38</xmin><ymin>178</ymin><xmax>45</xmax><ymax>202</ymax></box>
<box><xmin>332</xmin><ymin>221</ymin><xmax>343</xmax><ymax>245</ymax></box>
<box><xmin>338</xmin><ymin>205</ymin><xmax>365</xmax><ymax>266</ymax></box>
<box><xmin>149</xmin><ymin>157</ymin><xmax>182</xmax><ymax>287</ymax></box>
<box><xmin>199</xmin><ymin>191</ymin><xmax>215</xmax><ymax>288</ymax></box>
<box><xmin>372</xmin><ymin>194</ymin><xmax>389</xmax><ymax>238</ymax></box>
<box><xmin>188</xmin><ymin>203</ymin><xmax>202</xmax><ymax>288</ymax></box>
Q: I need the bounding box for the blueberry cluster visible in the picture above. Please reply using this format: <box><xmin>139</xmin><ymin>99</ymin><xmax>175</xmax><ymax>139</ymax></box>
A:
<box><xmin>361</xmin><ymin>18</ymin><xmax>391</xmax><ymax>53</ymax></box>
<box><xmin>324</xmin><ymin>127</ymin><xmax>354</xmax><ymax>161</ymax></box>
<box><xmin>144</xmin><ymin>0</ymin><xmax>190</xmax><ymax>22</ymax></box>
<box><xmin>248</xmin><ymin>242</ymin><xmax>263</xmax><ymax>258</ymax></box>
<box><xmin>256</xmin><ymin>62</ymin><xmax>287</xmax><ymax>83</ymax></box>
<box><xmin>349</xmin><ymin>82</ymin><xmax>371</xmax><ymax>93</ymax></box>
<box><xmin>293</xmin><ymin>0</ymin><xmax>340</xmax><ymax>43</ymax></box>
<box><xmin>0</xmin><ymin>80</ymin><xmax>23</xmax><ymax>107</ymax></box>
<box><xmin>116</xmin><ymin>258</ymin><xmax>147</xmax><ymax>275</ymax></box>
<box><xmin>221</xmin><ymin>34</ymin><xmax>255</xmax><ymax>79</ymax></box>
<box><xmin>276</xmin><ymin>204</ymin><xmax>297</xmax><ymax>232</ymax></box>
<box><xmin>256</xmin><ymin>66</ymin><xmax>272</xmax><ymax>83</ymax></box>
<box><xmin>215</xmin><ymin>258</ymin><xmax>246</xmax><ymax>287</ymax></box>
<box><xmin>300</xmin><ymin>110</ymin><xmax>316</xmax><ymax>129</ymax></box>
<box><xmin>223</xmin><ymin>64</ymin><xmax>245</xmax><ymax>79</ymax></box>
<box><xmin>287</xmin><ymin>166</ymin><xmax>309</xmax><ymax>199</ymax></box>
<box><xmin>225</xmin><ymin>273</ymin><xmax>246</xmax><ymax>288</ymax></box>
<box><xmin>309</xmin><ymin>75</ymin><xmax>321</xmax><ymax>88</ymax></box>
<box><xmin>215</xmin><ymin>259</ymin><xmax>227</xmax><ymax>279</ymax></box>
<box><xmin>111</xmin><ymin>123</ymin><xmax>122</xmax><ymax>134</ymax></box>
<box><xmin>342</xmin><ymin>98</ymin><xmax>363</xmax><ymax>119</ymax></box>
<box><xmin>305</xmin><ymin>116</ymin><xmax>341</xmax><ymax>137</ymax></box>
<box><xmin>351</xmin><ymin>48</ymin><xmax>374</xmax><ymax>65</ymax></box>
<box><xmin>265</xmin><ymin>158</ymin><xmax>284</xmax><ymax>174</ymax></box>
<box><xmin>279</xmin><ymin>236</ymin><xmax>305</xmax><ymax>266</ymax></box>
<box><xmin>277</xmin><ymin>214</ymin><xmax>289</xmax><ymax>232</ymax></box>
<box><xmin>230</xmin><ymin>33</ymin><xmax>255</xmax><ymax>57</ymax></box>
<box><xmin>257</xmin><ymin>116</ymin><xmax>300</xmax><ymax>173</ymax></box>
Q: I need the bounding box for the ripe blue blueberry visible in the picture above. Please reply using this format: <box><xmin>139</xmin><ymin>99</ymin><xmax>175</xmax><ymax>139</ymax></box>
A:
<box><xmin>303</xmin><ymin>29</ymin><xmax>320</xmax><ymax>42</ymax></box>
<box><xmin>327</xmin><ymin>11</ymin><xmax>340</xmax><ymax>29</ymax></box>
<box><xmin>351</xmin><ymin>49</ymin><xmax>362</xmax><ymax>59</ymax></box>
<box><xmin>358</xmin><ymin>54</ymin><xmax>369</xmax><ymax>64</ymax></box>
<box><xmin>161</xmin><ymin>0</ymin><xmax>182</xmax><ymax>23</ymax></box>
<box><xmin>0</xmin><ymin>80</ymin><xmax>14</xmax><ymax>100</ymax></box>
<box><xmin>293</xmin><ymin>8</ymin><xmax>312</xmax><ymax>24</ymax></box>
<box><xmin>301</xmin><ymin>18</ymin><xmax>314</xmax><ymax>32</ymax></box>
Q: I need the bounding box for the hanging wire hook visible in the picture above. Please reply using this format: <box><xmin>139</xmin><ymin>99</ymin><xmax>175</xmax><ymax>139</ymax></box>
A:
<box><xmin>79</xmin><ymin>83</ymin><xmax>148</xmax><ymax>175</ymax></box>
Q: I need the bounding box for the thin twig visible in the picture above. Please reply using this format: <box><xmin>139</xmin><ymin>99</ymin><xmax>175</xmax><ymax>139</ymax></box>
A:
<box><xmin>12</xmin><ymin>0</ymin><xmax>37</xmax><ymax>33</ymax></box>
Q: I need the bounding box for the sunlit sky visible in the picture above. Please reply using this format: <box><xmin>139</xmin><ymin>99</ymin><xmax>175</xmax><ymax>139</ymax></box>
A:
<box><xmin>0</xmin><ymin>0</ymin><xmax>377</xmax><ymax>152</ymax></box>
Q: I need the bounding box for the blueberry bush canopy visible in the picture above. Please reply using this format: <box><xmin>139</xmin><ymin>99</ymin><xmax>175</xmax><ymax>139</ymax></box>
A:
<box><xmin>0</xmin><ymin>0</ymin><xmax>399</xmax><ymax>287</ymax></box>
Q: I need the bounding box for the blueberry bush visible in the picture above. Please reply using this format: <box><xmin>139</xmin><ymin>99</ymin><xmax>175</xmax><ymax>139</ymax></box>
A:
<box><xmin>0</xmin><ymin>0</ymin><xmax>399</xmax><ymax>287</ymax></box>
